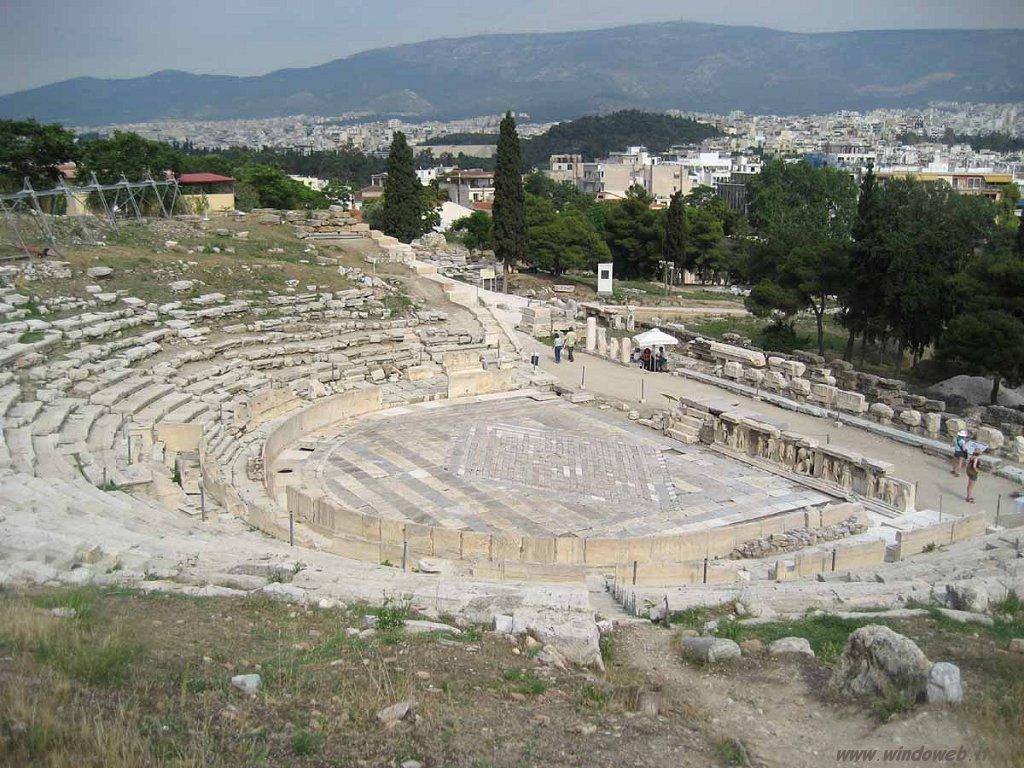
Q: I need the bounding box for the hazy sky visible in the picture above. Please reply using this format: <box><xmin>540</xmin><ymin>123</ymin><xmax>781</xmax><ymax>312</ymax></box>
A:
<box><xmin>2</xmin><ymin>0</ymin><xmax>1023</xmax><ymax>95</ymax></box>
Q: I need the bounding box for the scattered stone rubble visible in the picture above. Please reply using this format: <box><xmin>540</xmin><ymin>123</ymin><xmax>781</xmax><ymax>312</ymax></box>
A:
<box><xmin>730</xmin><ymin>516</ymin><xmax>868</xmax><ymax>559</ymax></box>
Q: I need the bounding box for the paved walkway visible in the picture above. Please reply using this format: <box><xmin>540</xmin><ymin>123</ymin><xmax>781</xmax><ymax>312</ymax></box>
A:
<box><xmin>522</xmin><ymin>335</ymin><xmax>1020</xmax><ymax>522</ymax></box>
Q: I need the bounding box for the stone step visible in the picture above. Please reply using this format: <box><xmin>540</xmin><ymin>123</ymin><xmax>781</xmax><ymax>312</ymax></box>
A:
<box><xmin>163</xmin><ymin>399</ymin><xmax>211</xmax><ymax>424</ymax></box>
<box><xmin>59</xmin><ymin>404</ymin><xmax>104</xmax><ymax>445</ymax></box>
<box><xmin>666</xmin><ymin>428</ymin><xmax>699</xmax><ymax>445</ymax></box>
<box><xmin>135</xmin><ymin>391</ymin><xmax>192</xmax><ymax>424</ymax></box>
<box><xmin>31</xmin><ymin>434</ymin><xmax>81</xmax><ymax>480</ymax></box>
<box><xmin>31</xmin><ymin>398</ymin><xmax>85</xmax><ymax>437</ymax></box>
<box><xmin>87</xmin><ymin>412</ymin><xmax>125</xmax><ymax>452</ymax></box>
<box><xmin>5</xmin><ymin>427</ymin><xmax>35</xmax><ymax>474</ymax></box>
<box><xmin>0</xmin><ymin>384</ymin><xmax>20</xmax><ymax>419</ymax></box>
<box><xmin>112</xmin><ymin>384</ymin><xmax>175</xmax><ymax>416</ymax></box>
<box><xmin>8</xmin><ymin>401</ymin><xmax>42</xmax><ymax>427</ymax></box>
<box><xmin>90</xmin><ymin>376</ymin><xmax>150</xmax><ymax>407</ymax></box>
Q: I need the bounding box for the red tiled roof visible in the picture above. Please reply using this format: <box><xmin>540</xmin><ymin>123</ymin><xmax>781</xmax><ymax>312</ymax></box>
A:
<box><xmin>177</xmin><ymin>173</ymin><xmax>235</xmax><ymax>185</ymax></box>
<box><xmin>470</xmin><ymin>200</ymin><xmax>494</xmax><ymax>213</ymax></box>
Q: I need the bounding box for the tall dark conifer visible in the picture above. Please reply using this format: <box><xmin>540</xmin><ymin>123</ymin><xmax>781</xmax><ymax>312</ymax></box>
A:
<box><xmin>492</xmin><ymin>111</ymin><xmax>527</xmax><ymax>291</ymax></box>
<box><xmin>842</xmin><ymin>164</ymin><xmax>886</xmax><ymax>361</ymax></box>
<box><xmin>379</xmin><ymin>131</ymin><xmax>422</xmax><ymax>242</ymax></box>
<box><xmin>663</xmin><ymin>190</ymin><xmax>690</xmax><ymax>271</ymax></box>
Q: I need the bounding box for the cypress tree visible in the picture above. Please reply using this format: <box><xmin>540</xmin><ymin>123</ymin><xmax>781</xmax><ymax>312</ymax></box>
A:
<box><xmin>843</xmin><ymin>164</ymin><xmax>886</xmax><ymax>361</ymax></box>
<box><xmin>492</xmin><ymin>111</ymin><xmax>527</xmax><ymax>291</ymax></box>
<box><xmin>1016</xmin><ymin>211</ymin><xmax>1024</xmax><ymax>258</ymax></box>
<box><xmin>379</xmin><ymin>131</ymin><xmax>422</xmax><ymax>243</ymax></box>
<box><xmin>663</xmin><ymin>190</ymin><xmax>689</xmax><ymax>271</ymax></box>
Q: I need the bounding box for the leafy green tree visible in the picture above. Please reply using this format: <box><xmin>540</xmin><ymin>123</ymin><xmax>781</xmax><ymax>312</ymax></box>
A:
<box><xmin>179</xmin><ymin>153</ymin><xmax>236</xmax><ymax>177</ymax></box>
<box><xmin>322</xmin><ymin>180</ymin><xmax>353</xmax><ymax>207</ymax></box>
<box><xmin>528</xmin><ymin>210</ymin><xmax>611</xmax><ymax>275</ymax></box>
<box><xmin>77</xmin><ymin>131</ymin><xmax>183</xmax><ymax>184</ymax></box>
<box><xmin>939</xmin><ymin>250</ymin><xmax>1024</xmax><ymax>403</ymax></box>
<box><xmin>602</xmin><ymin>185</ymin><xmax>664</xmax><ymax>279</ymax></box>
<box><xmin>0</xmin><ymin>119</ymin><xmax>78</xmax><ymax>192</ymax></box>
<box><xmin>449</xmin><ymin>211</ymin><xmax>493</xmax><ymax>251</ymax></box>
<box><xmin>379</xmin><ymin>131</ymin><xmax>434</xmax><ymax>242</ymax></box>
<box><xmin>233</xmin><ymin>182</ymin><xmax>259</xmax><ymax>212</ymax></box>
<box><xmin>685</xmin><ymin>184</ymin><xmax>747</xmax><ymax>237</ymax></box>
<box><xmin>1017</xmin><ymin>214</ymin><xmax>1024</xmax><ymax>259</ymax></box>
<box><xmin>663</xmin><ymin>191</ymin><xmax>689</xmax><ymax>271</ymax></box>
<box><xmin>687</xmin><ymin>206</ymin><xmax>728</xmax><ymax>280</ymax></box>
<box><xmin>239</xmin><ymin>164</ymin><xmax>328</xmax><ymax>210</ymax></box>
<box><xmin>493</xmin><ymin>112</ymin><xmax>528</xmax><ymax>290</ymax></box>
<box><xmin>879</xmin><ymin>179</ymin><xmax>995</xmax><ymax>369</ymax></box>
<box><xmin>938</xmin><ymin>311</ymin><xmax>1024</xmax><ymax>404</ymax></box>
<box><xmin>745</xmin><ymin>160</ymin><xmax>858</xmax><ymax>355</ymax></box>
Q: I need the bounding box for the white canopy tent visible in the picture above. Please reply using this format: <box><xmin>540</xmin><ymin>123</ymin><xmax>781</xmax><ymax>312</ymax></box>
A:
<box><xmin>631</xmin><ymin>328</ymin><xmax>679</xmax><ymax>347</ymax></box>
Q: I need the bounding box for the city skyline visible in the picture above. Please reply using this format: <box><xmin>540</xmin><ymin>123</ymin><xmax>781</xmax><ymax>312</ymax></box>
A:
<box><xmin>3</xmin><ymin>0</ymin><xmax>1024</xmax><ymax>95</ymax></box>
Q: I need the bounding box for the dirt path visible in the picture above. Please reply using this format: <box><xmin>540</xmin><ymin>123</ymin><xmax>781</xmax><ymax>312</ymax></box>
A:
<box><xmin>614</xmin><ymin>624</ymin><xmax>976</xmax><ymax>768</ymax></box>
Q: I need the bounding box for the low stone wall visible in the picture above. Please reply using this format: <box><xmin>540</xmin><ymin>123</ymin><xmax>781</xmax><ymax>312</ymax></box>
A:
<box><xmin>285</xmin><ymin>481</ymin><xmax>868</xmax><ymax>576</ymax></box>
<box><xmin>263</xmin><ymin>387</ymin><xmax>384</xmax><ymax>498</ymax></box>
<box><xmin>665</xmin><ymin>399</ymin><xmax>917</xmax><ymax>512</ymax></box>
<box><xmin>893</xmin><ymin>512</ymin><xmax>988</xmax><ymax>559</ymax></box>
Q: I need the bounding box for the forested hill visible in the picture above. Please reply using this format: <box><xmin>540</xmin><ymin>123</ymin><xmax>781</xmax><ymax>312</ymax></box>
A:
<box><xmin>520</xmin><ymin>111</ymin><xmax>720</xmax><ymax>166</ymax></box>
<box><xmin>1</xmin><ymin>21</ymin><xmax>1021</xmax><ymax>123</ymax></box>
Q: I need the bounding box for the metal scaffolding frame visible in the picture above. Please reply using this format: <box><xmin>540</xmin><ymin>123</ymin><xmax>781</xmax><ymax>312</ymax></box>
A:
<box><xmin>0</xmin><ymin>173</ymin><xmax>182</xmax><ymax>259</ymax></box>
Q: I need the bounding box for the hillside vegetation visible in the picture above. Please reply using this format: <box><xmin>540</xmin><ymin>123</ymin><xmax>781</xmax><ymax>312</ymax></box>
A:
<box><xmin>521</xmin><ymin>111</ymin><xmax>720</xmax><ymax>166</ymax></box>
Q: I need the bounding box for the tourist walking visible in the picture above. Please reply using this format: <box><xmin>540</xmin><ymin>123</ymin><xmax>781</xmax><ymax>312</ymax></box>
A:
<box><xmin>553</xmin><ymin>331</ymin><xmax>564</xmax><ymax>364</ymax></box>
<box><xmin>952</xmin><ymin>430</ymin><xmax>969</xmax><ymax>476</ymax></box>
<box><xmin>965</xmin><ymin>446</ymin><xmax>984</xmax><ymax>503</ymax></box>
<box><xmin>564</xmin><ymin>328</ymin><xmax>577</xmax><ymax>362</ymax></box>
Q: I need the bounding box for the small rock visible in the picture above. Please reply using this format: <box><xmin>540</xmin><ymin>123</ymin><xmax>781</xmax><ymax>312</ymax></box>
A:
<box><xmin>86</xmin><ymin>266</ymin><xmax>112</xmax><ymax>278</ymax></box>
<box><xmin>401</xmin><ymin>761</ymin><xmax>423</xmax><ymax>768</ymax></box>
<box><xmin>376</xmin><ymin>700</ymin><xmax>414</xmax><ymax>725</ymax></box>
<box><xmin>403</xmin><ymin>619</ymin><xmax>461</xmax><ymax>635</ymax></box>
<box><xmin>1009</xmin><ymin>638</ymin><xmax>1024</xmax><ymax>655</ymax></box>
<box><xmin>50</xmin><ymin>607</ymin><xmax>77</xmax><ymax>618</ymax></box>
<box><xmin>926</xmin><ymin>662</ymin><xmax>963</xmax><ymax>705</ymax></box>
<box><xmin>679</xmin><ymin>636</ymin><xmax>741</xmax><ymax>663</ymax></box>
<box><xmin>230</xmin><ymin>673</ymin><xmax>261</xmax><ymax>695</ymax></box>
<box><xmin>493</xmin><ymin>614</ymin><xmax>514</xmax><ymax>634</ymax></box>
<box><xmin>637</xmin><ymin>690</ymin><xmax>661</xmax><ymax>716</ymax></box>
<box><xmin>739</xmin><ymin>639</ymin><xmax>765</xmax><ymax>656</ymax></box>
<box><xmin>768</xmin><ymin>637</ymin><xmax>815</xmax><ymax>658</ymax></box>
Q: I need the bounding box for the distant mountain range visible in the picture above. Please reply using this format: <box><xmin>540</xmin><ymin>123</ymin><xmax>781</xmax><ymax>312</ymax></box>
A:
<box><xmin>1</xmin><ymin>21</ymin><xmax>1022</xmax><ymax>125</ymax></box>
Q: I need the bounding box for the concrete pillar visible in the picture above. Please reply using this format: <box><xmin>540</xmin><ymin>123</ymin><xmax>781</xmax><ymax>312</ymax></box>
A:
<box><xmin>626</xmin><ymin>311</ymin><xmax>636</xmax><ymax>331</ymax></box>
<box><xmin>586</xmin><ymin>316</ymin><xmax>597</xmax><ymax>352</ymax></box>
<box><xmin>608</xmin><ymin>337</ymin><xmax>620</xmax><ymax>362</ymax></box>
<box><xmin>621</xmin><ymin>337</ymin><xmax>632</xmax><ymax>364</ymax></box>
<box><xmin>596</xmin><ymin>326</ymin><xmax>607</xmax><ymax>357</ymax></box>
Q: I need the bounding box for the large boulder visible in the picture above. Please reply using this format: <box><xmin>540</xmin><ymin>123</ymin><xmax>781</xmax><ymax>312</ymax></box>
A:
<box><xmin>829</xmin><ymin>625</ymin><xmax>931</xmax><ymax>701</ymax></box>
<box><xmin>511</xmin><ymin>608</ymin><xmax>603</xmax><ymax>670</ymax></box>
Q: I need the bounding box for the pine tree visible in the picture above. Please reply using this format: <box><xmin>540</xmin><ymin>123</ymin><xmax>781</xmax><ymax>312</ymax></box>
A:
<box><xmin>663</xmin><ymin>190</ymin><xmax>689</xmax><ymax>271</ymax></box>
<box><xmin>379</xmin><ymin>131</ymin><xmax>424</xmax><ymax>243</ymax></box>
<box><xmin>492</xmin><ymin>112</ymin><xmax>527</xmax><ymax>291</ymax></box>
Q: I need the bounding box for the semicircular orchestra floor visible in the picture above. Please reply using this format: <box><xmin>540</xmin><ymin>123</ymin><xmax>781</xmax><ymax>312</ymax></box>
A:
<box><xmin>307</xmin><ymin>396</ymin><xmax>833</xmax><ymax>538</ymax></box>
